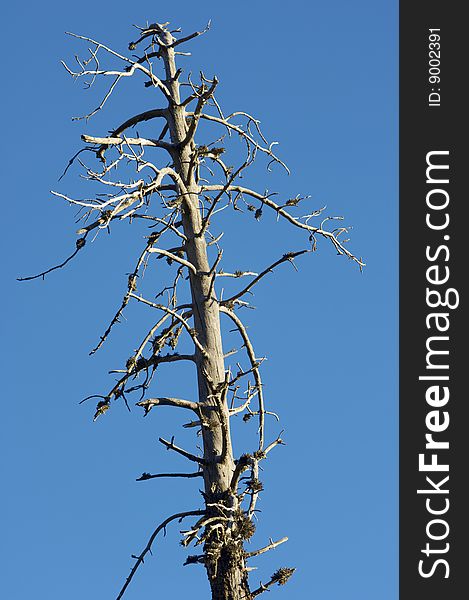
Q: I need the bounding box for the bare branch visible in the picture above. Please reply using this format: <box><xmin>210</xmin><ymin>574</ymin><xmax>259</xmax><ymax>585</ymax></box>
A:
<box><xmin>199</xmin><ymin>136</ymin><xmax>256</xmax><ymax>235</ymax></box>
<box><xmin>52</xmin><ymin>167</ymin><xmax>187</xmax><ymax>231</ymax></box>
<box><xmin>134</xmin><ymin>308</ymin><xmax>192</xmax><ymax>365</ymax></box>
<box><xmin>81</xmin><ymin>134</ymin><xmax>174</xmax><ymax>153</ymax></box>
<box><xmin>91</xmin><ymin>351</ymin><xmax>195</xmax><ymax>421</ymax></box>
<box><xmin>181</xmin><ymin>514</ymin><xmax>230</xmax><ymax>547</ymax></box>
<box><xmin>129</xmin><ymin>293</ymin><xmax>208</xmax><ymax>357</ymax></box>
<box><xmin>251</xmin><ymin>568</ymin><xmax>296</xmax><ymax>597</ymax></box>
<box><xmin>169</xmin><ymin>20</ymin><xmax>211</xmax><ymax>49</ymax></box>
<box><xmin>222</xmin><ymin>250</ymin><xmax>310</xmax><ymax>306</ymax></box>
<box><xmin>112</xmin><ymin>109</ymin><xmax>168</xmax><ymax>134</ymax></box>
<box><xmin>229</xmin><ymin>396</ymin><xmax>252</xmax><ymax>416</ymax></box>
<box><xmin>116</xmin><ymin>510</ymin><xmax>204</xmax><ymax>600</ymax></box>
<box><xmin>264</xmin><ymin>434</ymin><xmax>285</xmax><ymax>455</ymax></box>
<box><xmin>216</xmin><ymin>271</ymin><xmax>258</xmax><ymax>279</ymax></box>
<box><xmin>147</xmin><ymin>248</ymin><xmax>197</xmax><ymax>274</ymax></box>
<box><xmin>92</xmin><ymin>108</ymin><xmax>168</xmax><ymax>160</ymax></box>
<box><xmin>222</xmin><ymin>184</ymin><xmax>364</xmax><ymax>267</ymax></box>
<box><xmin>136</xmin><ymin>471</ymin><xmax>202</xmax><ymax>481</ymax></box>
<box><xmin>246</xmin><ymin>537</ymin><xmax>288</xmax><ymax>559</ymax></box>
<box><xmin>193</xmin><ymin>113</ymin><xmax>290</xmax><ymax>173</ymax></box>
<box><xmin>17</xmin><ymin>237</ymin><xmax>86</xmax><ymax>281</ymax></box>
<box><xmin>90</xmin><ymin>232</ymin><xmax>165</xmax><ymax>354</ymax></box>
<box><xmin>159</xmin><ymin>437</ymin><xmax>206</xmax><ymax>465</ymax></box>
<box><xmin>181</xmin><ymin>77</ymin><xmax>218</xmax><ymax>147</ymax></box>
<box><xmin>64</xmin><ymin>31</ymin><xmax>173</xmax><ymax>106</ymax></box>
<box><xmin>136</xmin><ymin>216</ymin><xmax>187</xmax><ymax>241</ymax></box>
<box><xmin>220</xmin><ymin>307</ymin><xmax>266</xmax><ymax>451</ymax></box>
<box><xmin>136</xmin><ymin>397</ymin><xmax>199</xmax><ymax>414</ymax></box>
<box><xmin>230</xmin><ymin>453</ymin><xmax>254</xmax><ymax>492</ymax></box>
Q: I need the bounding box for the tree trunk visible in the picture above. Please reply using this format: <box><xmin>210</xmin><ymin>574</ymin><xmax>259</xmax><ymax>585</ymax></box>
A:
<box><xmin>160</xmin><ymin>36</ymin><xmax>251</xmax><ymax>600</ymax></box>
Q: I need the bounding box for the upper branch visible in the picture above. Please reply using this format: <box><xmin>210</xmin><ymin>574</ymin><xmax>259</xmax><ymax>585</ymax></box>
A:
<box><xmin>192</xmin><ymin>113</ymin><xmax>289</xmax><ymax>173</ymax></box>
<box><xmin>64</xmin><ymin>31</ymin><xmax>173</xmax><ymax>117</ymax></box>
<box><xmin>221</xmin><ymin>185</ymin><xmax>364</xmax><ymax>266</ymax></box>
<box><xmin>222</xmin><ymin>250</ymin><xmax>310</xmax><ymax>306</ymax></box>
<box><xmin>169</xmin><ymin>20</ymin><xmax>211</xmax><ymax>49</ymax></box>
<box><xmin>180</xmin><ymin>77</ymin><xmax>218</xmax><ymax>147</ymax></box>
<box><xmin>86</xmin><ymin>108</ymin><xmax>169</xmax><ymax>160</ymax></box>
<box><xmin>81</xmin><ymin>134</ymin><xmax>174</xmax><ymax>154</ymax></box>
<box><xmin>136</xmin><ymin>397</ymin><xmax>199</xmax><ymax>415</ymax></box>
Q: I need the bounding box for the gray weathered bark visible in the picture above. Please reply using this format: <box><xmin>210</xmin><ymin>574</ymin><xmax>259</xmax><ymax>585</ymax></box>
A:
<box><xmin>158</xmin><ymin>28</ymin><xmax>250</xmax><ymax>600</ymax></box>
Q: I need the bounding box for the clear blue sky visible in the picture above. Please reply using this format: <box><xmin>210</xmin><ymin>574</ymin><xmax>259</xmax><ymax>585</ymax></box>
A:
<box><xmin>1</xmin><ymin>1</ymin><xmax>397</xmax><ymax>599</ymax></box>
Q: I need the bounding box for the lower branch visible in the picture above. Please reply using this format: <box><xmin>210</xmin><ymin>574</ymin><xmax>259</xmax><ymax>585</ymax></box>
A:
<box><xmin>116</xmin><ymin>510</ymin><xmax>204</xmax><ymax>600</ymax></box>
<box><xmin>129</xmin><ymin>293</ymin><xmax>208</xmax><ymax>357</ymax></box>
<box><xmin>251</xmin><ymin>568</ymin><xmax>296</xmax><ymax>597</ymax></box>
<box><xmin>220</xmin><ymin>306</ymin><xmax>266</xmax><ymax>451</ymax></box>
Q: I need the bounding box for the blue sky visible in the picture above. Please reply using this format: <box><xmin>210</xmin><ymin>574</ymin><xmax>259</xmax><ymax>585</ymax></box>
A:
<box><xmin>1</xmin><ymin>1</ymin><xmax>397</xmax><ymax>599</ymax></box>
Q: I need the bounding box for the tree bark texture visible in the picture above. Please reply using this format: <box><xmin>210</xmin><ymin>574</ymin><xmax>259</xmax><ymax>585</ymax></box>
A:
<box><xmin>160</xmin><ymin>32</ymin><xmax>251</xmax><ymax>600</ymax></box>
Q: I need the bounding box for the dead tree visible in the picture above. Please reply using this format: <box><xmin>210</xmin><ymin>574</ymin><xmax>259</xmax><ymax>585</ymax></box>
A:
<box><xmin>20</xmin><ymin>20</ymin><xmax>363</xmax><ymax>600</ymax></box>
